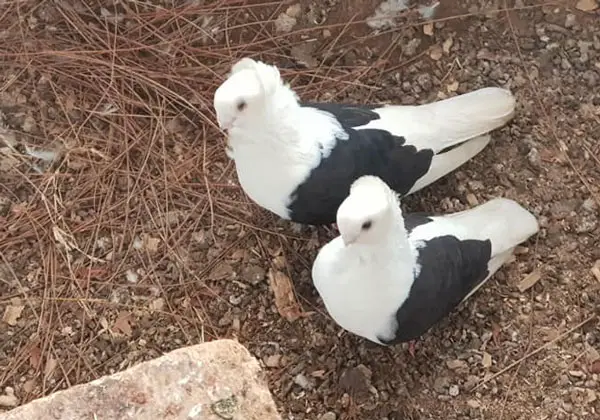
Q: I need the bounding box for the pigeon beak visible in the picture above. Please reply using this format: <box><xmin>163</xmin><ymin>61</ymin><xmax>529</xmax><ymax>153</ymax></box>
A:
<box><xmin>216</xmin><ymin>114</ymin><xmax>233</xmax><ymax>131</ymax></box>
<box><xmin>218</xmin><ymin>120</ymin><xmax>232</xmax><ymax>131</ymax></box>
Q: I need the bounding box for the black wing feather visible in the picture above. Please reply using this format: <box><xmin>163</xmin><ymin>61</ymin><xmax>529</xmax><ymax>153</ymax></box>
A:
<box><xmin>288</xmin><ymin>104</ymin><xmax>434</xmax><ymax>225</ymax></box>
<box><xmin>403</xmin><ymin>213</ymin><xmax>435</xmax><ymax>233</ymax></box>
<box><xmin>380</xmin><ymin>235</ymin><xmax>492</xmax><ymax>344</ymax></box>
<box><xmin>301</xmin><ymin>102</ymin><xmax>380</xmax><ymax>127</ymax></box>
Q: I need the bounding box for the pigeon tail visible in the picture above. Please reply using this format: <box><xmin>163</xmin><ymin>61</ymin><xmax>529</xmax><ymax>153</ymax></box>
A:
<box><xmin>407</xmin><ymin>135</ymin><xmax>490</xmax><ymax>195</ymax></box>
<box><xmin>368</xmin><ymin>87</ymin><xmax>516</xmax><ymax>152</ymax></box>
<box><xmin>444</xmin><ymin>197</ymin><xmax>539</xmax><ymax>256</ymax></box>
<box><xmin>444</xmin><ymin>197</ymin><xmax>539</xmax><ymax>302</ymax></box>
<box><xmin>421</xmin><ymin>87</ymin><xmax>516</xmax><ymax>150</ymax></box>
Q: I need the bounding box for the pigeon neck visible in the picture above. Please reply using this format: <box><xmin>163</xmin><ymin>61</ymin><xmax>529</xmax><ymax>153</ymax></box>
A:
<box><xmin>386</xmin><ymin>205</ymin><xmax>413</xmax><ymax>255</ymax></box>
<box><xmin>267</xmin><ymin>84</ymin><xmax>300</xmax><ymax>114</ymax></box>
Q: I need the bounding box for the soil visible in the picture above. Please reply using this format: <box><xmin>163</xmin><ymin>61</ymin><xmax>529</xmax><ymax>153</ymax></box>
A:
<box><xmin>1</xmin><ymin>0</ymin><xmax>599</xmax><ymax>419</ymax></box>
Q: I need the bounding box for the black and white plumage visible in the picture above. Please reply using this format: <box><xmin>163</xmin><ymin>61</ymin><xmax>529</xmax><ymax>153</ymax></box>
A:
<box><xmin>311</xmin><ymin>175</ymin><xmax>539</xmax><ymax>345</ymax></box>
<box><xmin>213</xmin><ymin>57</ymin><xmax>516</xmax><ymax>225</ymax></box>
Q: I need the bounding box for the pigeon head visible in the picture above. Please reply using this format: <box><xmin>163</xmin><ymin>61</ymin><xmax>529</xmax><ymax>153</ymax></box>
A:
<box><xmin>213</xmin><ymin>57</ymin><xmax>284</xmax><ymax>131</ymax></box>
<box><xmin>336</xmin><ymin>175</ymin><xmax>400</xmax><ymax>246</ymax></box>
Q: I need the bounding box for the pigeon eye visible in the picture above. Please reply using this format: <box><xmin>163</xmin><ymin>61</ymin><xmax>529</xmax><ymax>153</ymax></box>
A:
<box><xmin>237</xmin><ymin>100</ymin><xmax>247</xmax><ymax>111</ymax></box>
<box><xmin>361</xmin><ymin>220</ymin><xmax>372</xmax><ymax>230</ymax></box>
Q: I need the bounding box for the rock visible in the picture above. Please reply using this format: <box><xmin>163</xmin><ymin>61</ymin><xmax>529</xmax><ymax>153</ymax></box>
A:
<box><xmin>578</xmin><ymin>41</ymin><xmax>592</xmax><ymax>64</ymax></box>
<box><xmin>576</xmin><ymin>0</ymin><xmax>598</xmax><ymax>12</ymax></box>
<box><xmin>466</xmin><ymin>193</ymin><xmax>479</xmax><ymax>206</ymax></box>
<box><xmin>0</xmin><ymin>389</ymin><xmax>19</xmax><ymax>408</ymax></box>
<box><xmin>429</xmin><ymin>45</ymin><xmax>443</xmax><ymax>61</ymax></box>
<box><xmin>367</xmin><ymin>0</ymin><xmax>411</xmax><ymax>30</ymax></box>
<box><xmin>416</xmin><ymin>73</ymin><xmax>432</xmax><ymax>90</ymax></box>
<box><xmin>228</xmin><ymin>295</ymin><xmax>242</xmax><ymax>306</ymax></box>
<box><xmin>448</xmin><ymin>384</ymin><xmax>460</xmax><ymax>397</ymax></box>
<box><xmin>550</xmin><ymin>199</ymin><xmax>579</xmax><ymax>219</ymax></box>
<box><xmin>355</xmin><ymin>364</ymin><xmax>372</xmax><ymax>380</ymax></box>
<box><xmin>293</xmin><ymin>373</ymin><xmax>314</xmax><ymax>390</ymax></box>
<box><xmin>339</xmin><ymin>365</ymin><xmax>372</xmax><ymax>399</ymax></box>
<box><xmin>274</xmin><ymin>4</ymin><xmax>301</xmax><ymax>34</ymax></box>
<box><xmin>291</xmin><ymin>43</ymin><xmax>318</xmax><ymax>68</ymax></box>
<box><xmin>433</xmin><ymin>376</ymin><xmax>450</xmax><ymax>394</ymax></box>
<box><xmin>569</xmin><ymin>370</ymin><xmax>586</xmax><ymax>378</ymax></box>
<box><xmin>274</xmin><ymin>13</ymin><xmax>296</xmax><ymax>33</ymax></box>
<box><xmin>464</xmin><ymin>375</ymin><xmax>479</xmax><ymax>390</ymax></box>
<box><xmin>319</xmin><ymin>412</ymin><xmax>337</xmax><ymax>420</ymax></box>
<box><xmin>467</xmin><ymin>399</ymin><xmax>481</xmax><ymax>408</ymax></box>
<box><xmin>582</xmin><ymin>198</ymin><xmax>598</xmax><ymax>213</ymax></box>
<box><xmin>575</xmin><ymin>215</ymin><xmax>598</xmax><ymax>233</ymax></box>
<box><xmin>286</xmin><ymin>4</ymin><xmax>301</xmax><ymax>18</ymax></box>
<box><xmin>242</xmin><ymin>265</ymin><xmax>266</xmax><ymax>285</ymax></box>
<box><xmin>446</xmin><ymin>359</ymin><xmax>469</xmax><ymax>372</ymax></box>
<box><xmin>404</xmin><ymin>38</ymin><xmax>421</xmax><ymax>57</ymax></box>
<box><xmin>468</xmin><ymin>180</ymin><xmax>484</xmax><ymax>191</ymax></box>
<box><xmin>191</xmin><ymin>230</ymin><xmax>210</xmax><ymax>248</ymax></box>
<box><xmin>587</xmin><ymin>389</ymin><xmax>597</xmax><ymax>403</ymax></box>
<box><xmin>564</xmin><ymin>14</ymin><xmax>576</xmax><ymax>28</ymax></box>
<box><xmin>21</xmin><ymin>115</ymin><xmax>36</xmax><ymax>133</ymax></box>
<box><xmin>527</xmin><ymin>147</ymin><xmax>541</xmax><ymax>168</ymax></box>
<box><xmin>1</xmin><ymin>339</ymin><xmax>281</xmax><ymax>420</ymax></box>
<box><xmin>264</xmin><ymin>354</ymin><xmax>281</xmax><ymax>368</ymax></box>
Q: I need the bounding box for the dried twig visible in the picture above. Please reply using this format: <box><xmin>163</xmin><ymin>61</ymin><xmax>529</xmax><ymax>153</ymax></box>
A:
<box><xmin>475</xmin><ymin>315</ymin><xmax>597</xmax><ymax>389</ymax></box>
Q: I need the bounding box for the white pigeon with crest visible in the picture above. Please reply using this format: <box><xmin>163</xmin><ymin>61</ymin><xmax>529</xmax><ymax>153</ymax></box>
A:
<box><xmin>311</xmin><ymin>175</ymin><xmax>539</xmax><ymax>347</ymax></box>
<box><xmin>213</xmin><ymin>57</ymin><xmax>516</xmax><ymax>226</ymax></box>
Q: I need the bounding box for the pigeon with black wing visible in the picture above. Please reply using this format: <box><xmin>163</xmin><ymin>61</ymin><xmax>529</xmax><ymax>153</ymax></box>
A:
<box><xmin>213</xmin><ymin>57</ymin><xmax>516</xmax><ymax>225</ymax></box>
<box><xmin>311</xmin><ymin>175</ymin><xmax>539</xmax><ymax>351</ymax></box>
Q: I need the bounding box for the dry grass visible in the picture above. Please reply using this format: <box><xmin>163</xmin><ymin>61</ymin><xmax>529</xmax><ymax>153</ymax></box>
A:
<box><xmin>0</xmin><ymin>0</ymin><xmax>413</xmax><ymax>400</ymax></box>
<box><xmin>0</xmin><ymin>0</ymin><xmax>274</xmax><ymax>399</ymax></box>
<box><xmin>0</xmin><ymin>0</ymin><xmax>598</xmax><ymax>415</ymax></box>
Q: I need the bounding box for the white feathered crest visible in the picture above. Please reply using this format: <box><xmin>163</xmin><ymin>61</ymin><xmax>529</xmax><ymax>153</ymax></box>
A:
<box><xmin>230</xmin><ymin>57</ymin><xmax>282</xmax><ymax>97</ymax></box>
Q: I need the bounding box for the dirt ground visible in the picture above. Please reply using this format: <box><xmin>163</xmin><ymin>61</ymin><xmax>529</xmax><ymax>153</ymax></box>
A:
<box><xmin>1</xmin><ymin>0</ymin><xmax>599</xmax><ymax>419</ymax></box>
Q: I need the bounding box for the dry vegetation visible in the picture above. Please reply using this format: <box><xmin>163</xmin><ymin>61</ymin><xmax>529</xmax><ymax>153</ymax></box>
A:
<box><xmin>1</xmin><ymin>0</ymin><xmax>599</xmax><ymax>419</ymax></box>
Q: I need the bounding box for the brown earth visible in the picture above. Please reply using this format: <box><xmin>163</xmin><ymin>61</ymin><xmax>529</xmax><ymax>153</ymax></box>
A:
<box><xmin>1</xmin><ymin>1</ymin><xmax>599</xmax><ymax>419</ymax></box>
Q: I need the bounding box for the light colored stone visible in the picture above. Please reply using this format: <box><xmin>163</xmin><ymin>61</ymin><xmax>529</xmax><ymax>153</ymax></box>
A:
<box><xmin>449</xmin><ymin>384</ymin><xmax>460</xmax><ymax>397</ymax></box>
<box><xmin>320</xmin><ymin>412</ymin><xmax>337</xmax><ymax>420</ymax></box>
<box><xmin>576</xmin><ymin>0</ymin><xmax>598</xmax><ymax>12</ymax></box>
<box><xmin>0</xmin><ymin>339</ymin><xmax>281</xmax><ymax>420</ymax></box>
<box><xmin>0</xmin><ymin>394</ymin><xmax>18</xmax><ymax>408</ymax></box>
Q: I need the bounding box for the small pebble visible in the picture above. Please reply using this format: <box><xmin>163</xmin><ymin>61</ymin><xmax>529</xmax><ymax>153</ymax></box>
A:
<box><xmin>449</xmin><ymin>384</ymin><xmax>460</xmax><ymax>397</ymax></box>
<box><xmin>242</xmin><ymin>265</ymin><xmax>266</xmax><ymax>285</ymax></box>
<box><xmin>466</xmin><ymin>193</ymin><xmax>479</xmax><ymax>206</ymax></box>
<box><xmin>0</xmin><ymin>394</ymin><xmax>19</xmax><ymax>408</ymax></box>
<box><xmin>319</xmin><ymin>412</ymin><xmax>337</xmax><ymax>420</ymax></box>
<box><xmin>294</xmin><ymin>373</ymin><xmax>314</xmax><ymax>390</ymax></box>
<box><xmin>582</xmin><ymin>198</ymin><xmax>597</xmax><ymax>212</ymax></box>
<box><xmin>565</xmin><ymin>14</ymin><xmax>576</xmax><ymax>28</ymax></box>
<box><xmin>569</xmin><ymin>370</ymin><xmax>585</xmax><ymax>378</ymax></box>
<box><xmin>464</xmin><ymin>375</ymin><xmax>479</xmax><ymax>390</ymax></box>
<box><xmin>467</xmin><ymin>399</ymin><xmax>481</xmax><ymax>408</ymax></box>
<box><xmin>575</xmin><ymin>215</ymin><xmax>598</xmax><ymax>233</ymax></box>
<box><xmin>528</xmin><ymin>147</ymin><xmax>541</xmax><ymax>168</ymax></box>
<box><xmin>404</xmin><ymin>38</ymin><xmax>421</xmax><ymax>57</ymax></box>
<box><xmin>433</xmin><ymin>376</ymin><xmax>449</xmax><ymax>393</ymax></box>
<box><xmin>228</xmin><ymin>295</ymin><xmax>242</xmax><ymax>305</ymax></box>
<box><xmin>263</xmin><ymin>354</ymin><xmax>281</xmax><ymax>368</ymax></box>
<box><xmin>446</xmin><ymin>359</ymin><xmax>468</xmax><ymax>371</ymax></box>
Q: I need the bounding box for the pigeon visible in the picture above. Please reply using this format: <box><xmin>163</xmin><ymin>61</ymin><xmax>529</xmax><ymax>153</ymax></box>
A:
<box><xmin>311</xmin><ymin>175</ymin><xmax>539</xmax><ymax>347</ymax></box>
<box><xmin>213</xmin><ymin>57</ymin><xmax>516</xmax><ymax>226</ymax></box>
